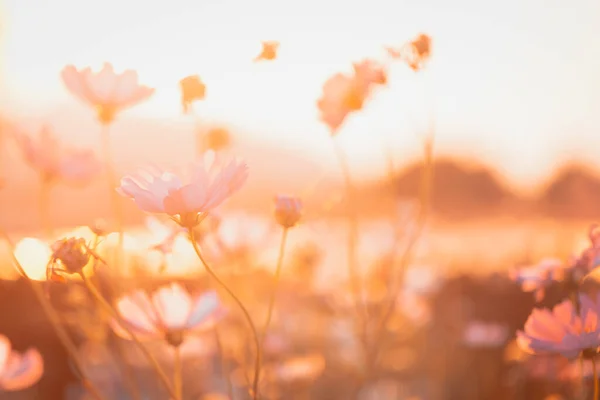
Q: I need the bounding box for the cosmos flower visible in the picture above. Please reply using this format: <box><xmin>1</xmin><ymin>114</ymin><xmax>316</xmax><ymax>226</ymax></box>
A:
<box><xmin>14</xmin><ymin>126</ymin><xmax>101</xmax><ymax>185</ymax></box>
<box><xmin>0</xmin><ymin>335</ymin><xmax>44</xmax><ymax>391</ymax></box>
<box><xmin>254</xmin><ymin>41</ymin><xmax>279</xmax><ymax>62</ymax></box>
<box><xmin>317</xmin><ymin>73</ymin><xmax>368</xmax><ymax>134</ymax></box>
<box><xmin>386</xmin><ymin>33</ymin><xmax>432</xmax><ymax>71</ymax></box>
<box><xmin>179</xmin><ymin>75</ymin><xmax>206</xmax><ymax>114</ymax></box>
<box><xmin>517</xmin><ymin>293</ymin><xmax>600</xmax><ymax>359</ymax></box>
<box><xmin>61</xmin><ymin>63</ymin><xmax>154</xmax><ymax>125</ymax></box>
<box><xmin>317</xmin><ymin>59</ymin><xmax>387</xmax><ymax>134</ymax></box>
<box><xmin>117</xmin><ymin>157</ymin><xmax>248</xmax><ymax>228</ymax></box>
<box><xmin>113</xmin><ymin>283</ymin><xmax>223</xmax><ymax>347</ymax></box>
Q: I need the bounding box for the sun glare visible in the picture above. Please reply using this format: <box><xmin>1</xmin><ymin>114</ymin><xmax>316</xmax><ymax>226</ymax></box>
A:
<box><xmin>13</xmin><ymin>237</ymin><xmax>52</xmax><ymax>281</ymax></box>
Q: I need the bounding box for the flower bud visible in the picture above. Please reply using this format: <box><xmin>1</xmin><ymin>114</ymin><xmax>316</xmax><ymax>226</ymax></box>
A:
<box><xmin>51</xmin><ymin>237</ymin><xmax>90</xmax><ymax>274</ymax></box>
<box><xmin>274</xmin><ymin>195</ymin><xmax>302</xmax><ymax>228</ymax></box>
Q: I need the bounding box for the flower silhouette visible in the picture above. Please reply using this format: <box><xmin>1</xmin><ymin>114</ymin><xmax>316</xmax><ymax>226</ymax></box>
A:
<box><xmin>114</xmin><ymin>283</ymin><xmax>223</xmax><ymax>347</ymax></box>
<box><xmin>61</xmin><ymin>63</ymin><xmax>154</xmax><ymax>125</ymax></box>
<box><xmin>0</xmin><ymin>335</ymin><xmax>44</xmax><ymax>391</ymax></box>
<box><xmin>117</xmin><ymin>157</ymin><xmax>248</xmax><ymax>228</ymax></box>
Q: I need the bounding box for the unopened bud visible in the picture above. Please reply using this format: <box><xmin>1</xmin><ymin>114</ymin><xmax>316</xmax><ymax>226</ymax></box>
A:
<box><xmin>51</xmin><ymin>237</ymin><xmax>90</xmax><ymax>274</ymax></box>
<box><xmin>274</xmin><ymin>195</ymin><xmax>302</xmax><ymax>228</ymax></box>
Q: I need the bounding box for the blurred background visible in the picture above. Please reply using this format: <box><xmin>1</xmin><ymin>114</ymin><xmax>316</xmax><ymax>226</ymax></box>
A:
<box><xmin>0</xmin><ymin>0</ymin><xmax>599</xmax><ymax>399</ymax></box>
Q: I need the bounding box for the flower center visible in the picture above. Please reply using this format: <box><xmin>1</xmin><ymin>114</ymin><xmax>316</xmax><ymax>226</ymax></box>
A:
<box><xmin>165</xmin><ymin>330</ymin><xmax>185</xmax><ymax>348</ymax></box>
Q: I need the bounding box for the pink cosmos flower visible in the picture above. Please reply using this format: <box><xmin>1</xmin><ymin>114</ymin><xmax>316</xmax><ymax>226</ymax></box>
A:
<box><xmin>61</xmin><ymin>63</ymin><xmax>154</xmax><ymax>125</ymax></box>
<box><xmin>517</xmin><ymin>293</ymin><xmax>600</xmax><ymax>359</ymax></box>
<box><xmin>317</xmin><ymin>59</ymin><xmax>387</xmax><ymax>135</ymax></box>
<box><xmin>14</xmin><ymin>126</ymin><xmax>101</xmax><ymax>185</ymax></box>
<box><xmin>317</xmin><ymin>72</ymin><xmax>368</xmax><ymax>134</ymax></box>
<box><xmin>117</xmin><ymin>157</ymin><xmax>248</xmax><ymax>228</ymax></box>
<box><xmin>509</xmin><ymin>258</ymin><xmax>564</xmax><ymax>302</ymax></box>
<box><xmin>0</xmin><ymin>335</ymin><xmax>44</xmax><ymax>391</ymax></box>
<box><xmin>113</xmin><ymin>283</ymin><xmax>223</xmax><ymax>347</ymax></box>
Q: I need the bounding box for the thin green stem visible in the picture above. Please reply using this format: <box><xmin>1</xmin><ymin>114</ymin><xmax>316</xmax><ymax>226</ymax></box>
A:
<box><xmin>78</xmin><ymin>273</ymin><xmax>177</xmax><ymax>400</ymax></box>
<box><xmin>593</xmin><ymin>356</ymin><xmax>598</xmax><ymax>400</ymax></box>
<box><xmin>261</xmin><ymin>228</ymin><xmax>289</xmax><ymax>340</ymax></box>
<box><xmin>189</xmin><ymin>229</ymin><xmax>260</xmax><ymax>400</ymax></box>
<box><xmin>173</xmin><ymin>346</ymin><xmax>182</xmax><ymax>400</ymax></box>
<box><xmin>0</xmin><ymin>231</ymin><xmax>106</xmax><ymax>400</ymax></box>
<box><xmin>100</xmin><ymin>124</ymin><xmax>124</xmax><ymax>262</ymax></box>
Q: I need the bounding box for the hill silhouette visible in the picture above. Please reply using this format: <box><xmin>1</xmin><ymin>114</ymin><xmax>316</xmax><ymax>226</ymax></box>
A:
<box><xmin>365</xmin><ymin>159</ymin><xmax>600</xmax><ymax>220</ymax></box>
<box><xmin>536</xmin><ymin>163</ymin><xmax>600</xmax><ymax>219</ymax></box>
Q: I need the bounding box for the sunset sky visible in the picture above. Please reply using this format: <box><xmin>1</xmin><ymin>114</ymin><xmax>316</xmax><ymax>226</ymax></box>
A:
<box><xmin>1</xmin><ymin>0</ymin><xmax>600</xmax><ymax>190</ymax></box>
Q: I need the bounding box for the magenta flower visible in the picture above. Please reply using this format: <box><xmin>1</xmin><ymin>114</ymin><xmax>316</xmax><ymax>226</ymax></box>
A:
<box><xmin>0</xmin><ymin>335</ymin><xmax>44</xmax><ymax>391</ymax></box>
<box><xmin>117</xmin><ymin>157</ymin><xmax>248</xmax><ymax>228</ymax></box>
<box><xmin>517</xmin><ymin>294</ymin><xmax>600</xmax><ymax>359</ymax></box>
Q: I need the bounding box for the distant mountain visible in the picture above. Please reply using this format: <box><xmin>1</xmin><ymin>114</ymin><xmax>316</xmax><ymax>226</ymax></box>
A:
<box><xmin>536</xmin><ymin>164</ymin><xmax>600</xmax><ymax>219</ymax></box>
<box><xmin>370</xmin><ymin>158</ymin><xmax>519</xmax><ymax>219</ymax></box>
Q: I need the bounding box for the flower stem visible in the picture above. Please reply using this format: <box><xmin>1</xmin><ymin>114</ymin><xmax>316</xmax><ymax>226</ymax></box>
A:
<box><xmin>0</xmin><ymin>230</ymin><xmax>106</xmax><ymax>400</ymax></box>
<box><xmin>594</xmin><ymin>356</ymin><xmax>599</xmax><ymax>400</ymax></box>
<box><xmin>111</xmin><ymin>332</ymin><xmax>142</xmax><ymax>400</ymax></box>
<box><xmin>214</xmin><ymin>326</ymin><xmax>234</xmax><ymax>399</ymax></box>
<box><xmin>39</xmin><ymin>177</ymin><xmax>53</xmax><ymax>239</ymax></box>
<box><xmin>261</xmin><ymin>227</ymin><xmax>289</xmax><ymax>340</ymax></box>
<box><xmin>173</xmin><ymin>346</ymin><xmax>182</xmax><ymax>400</ymax></box>
<box><xmin>331</xmin><ymin>138</ymin><xmax>362</xmax><ymax>318</ymax></box>
<box><xmin>78</xmin><ymin>273</ymin><xmax>178</xmax><ymax>399</ymax></box>
<box><xmin>189</xmin><ymin>229</ymin><xmax>260</xmax><ymax>400</ymax></box>
<box><xmin>100</xmin><ymin>124</ymin><xmax>124</xmax><ymax>263</ymax></box>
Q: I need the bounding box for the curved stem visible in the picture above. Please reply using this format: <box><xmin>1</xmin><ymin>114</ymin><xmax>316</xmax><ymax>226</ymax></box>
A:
<box><xmin>100</xmin><ymin>124</ymin><xmax>124</xmax><ymax>262</ymax></box>
<box><xmin>0</xmin><ymin>231</ymin><xmax>106</xmax><ymax>400</ymax></box>
<box><xmin>594</xmin><ymin>356</ymin><xmax>598</xmax><ymax>400</ymax></box>
<box><xmin>39</xmin><ymin>177</ymin><xmax>53</xmax><ymax>239</ymax></box>
<box><xmin>331</xmin><ymin>138</ymin><xmax>362</xmax><ymax>317</ymax></box>
<box><xmin>173</xmin><ymin>346</ymin><xmax>182</xmax><ymax>400</ymax></box>
<box><xmin>78</xmin><ymin>273</ymin><xmax>178</xmax><ymax>400</ymax></box>
<box><xmin>189</xmin><ymin>229</ymin><xmax>260</xmax><ymax>400</ymax></box>
<box><xmin>261</xmin><ymin>228</ymin><xmax>289</xmax><ymax>340</ymax></box>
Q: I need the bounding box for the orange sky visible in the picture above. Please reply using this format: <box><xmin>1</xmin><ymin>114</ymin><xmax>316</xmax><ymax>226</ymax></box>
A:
<box><xmin>1</xmin><ymin>0</ymin><xmax>600</xmax><ymax>191</ymax></box>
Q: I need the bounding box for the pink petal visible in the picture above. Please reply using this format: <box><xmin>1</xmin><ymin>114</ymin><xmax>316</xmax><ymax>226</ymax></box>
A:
<box><xmin>186</xmin><ymin>291</ymin><xmax>221</xmax><ymax>328</ymax></box>
<box><xmin>0</xmin><ymin>336</ymin><xmax>10</xmax><ymax>376</ymax></box>
<box><xmin>0</xmin><ymin>349</ymin><xmax>43</xmax><ymax>391</ymax></box>
<box><xmin>151</xmin><ymin>283</ymin><xmax>193</xmax><ymax>330</ymax></box>
<box><xmin>115</xmin><ymin>291</ymin><xmax>161</xmax><ymax>337</ymax></box>
<box><xmin>61</xmin><ymin>65</ymin><xmax>102</xmax><ymax>106</ymax></box>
